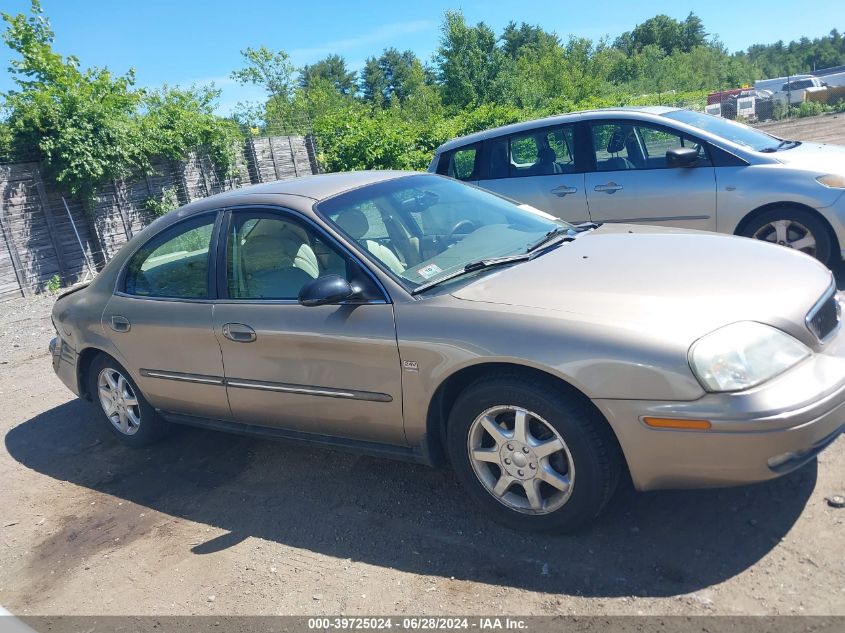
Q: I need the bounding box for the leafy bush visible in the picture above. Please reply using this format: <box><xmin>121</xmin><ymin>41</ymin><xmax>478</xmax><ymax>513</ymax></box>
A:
<box><xmin>143</xmin><ymin>185</ymin><xmax>179</xmax><ymax>217</ymax></box>
<box><xmin>45</xmin><ymin>274</ymin><xmax>61</xmax><ymax>294</ymax></box>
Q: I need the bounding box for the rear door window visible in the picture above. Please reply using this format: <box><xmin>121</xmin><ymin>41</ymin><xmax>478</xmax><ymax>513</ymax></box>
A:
<box><xmin>124</xmin><ymin>215</ymin><xmax>216</xmax><ymax>298</ymax></box>
<box><xmin>486</xmin><ymin>124</ymin><xmax>578</xmax><ymax>179</ymax></box>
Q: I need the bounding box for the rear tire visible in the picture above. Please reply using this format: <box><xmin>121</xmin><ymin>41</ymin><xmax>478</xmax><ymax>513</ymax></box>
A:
<box><xmin>740</xmin><ymin>206</ymin><xmax>833</xmax><ymax>265</ymax></box>
<box><xmin>87</xmin><ymin>354</ymin><xmax>171</xmax><ymax>447</ymax></box>
<box><xmin>447</xmin><ymin>373</ymin><xmax>622</xmax><ymax>533</ymax></box>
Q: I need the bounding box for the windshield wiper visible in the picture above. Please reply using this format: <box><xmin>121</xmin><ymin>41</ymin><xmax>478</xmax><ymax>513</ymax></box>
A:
<box><xmin>760</xmin><ymin>139</ymin><xmax>800</xmax><ymax>153</ymax></box>
<box><xmin>526</xmin><ymin>221</ymin><xmax>600</xmax><ymax>253</ymax></box>
<box><xmin>411</xmin><ymin>254</ymin><xmax>531</xmax><ymax>295</ymax></box>
<box><xmin>527</xmin><ymin>226</ymin><xmax>575</xmax><ymax>253</ymax></box>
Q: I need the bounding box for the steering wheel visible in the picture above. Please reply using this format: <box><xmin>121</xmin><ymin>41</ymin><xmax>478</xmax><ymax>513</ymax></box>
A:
<box><xmin>447</xmin><ymin>219</ymin><xmax>477</xmax><ymax>241</ymax></box>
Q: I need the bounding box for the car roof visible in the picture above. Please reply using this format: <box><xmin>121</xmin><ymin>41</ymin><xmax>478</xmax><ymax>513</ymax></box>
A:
<box><xmin>435</xmin><ymin>106</ymin><xmax>680</xmax><ymax>154</ymax></box>
<box><xmin>184</xmin><ymin>170</ymin><xmax>415</xmax><ymax>210</ymax></box>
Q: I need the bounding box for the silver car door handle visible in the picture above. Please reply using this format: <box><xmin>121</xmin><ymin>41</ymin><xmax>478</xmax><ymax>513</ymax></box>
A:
<box><xmin>110</xmin><ymin>315</ymin><xmax>130</xmax><ymax>332</ymax></box>
<box><xmin>594</xmin><ymin>182</ymin><xmax>623</xmax><ymax>194</ymax></box>
<box><xmin>222</xmin><ymin>323</ymin><xmax>256</xmax><ymax>343</ymax></box>
<box><xmin>551</xmin><ymin>185</ymin><xmax>578</xmax><ymax>197</ymax></box>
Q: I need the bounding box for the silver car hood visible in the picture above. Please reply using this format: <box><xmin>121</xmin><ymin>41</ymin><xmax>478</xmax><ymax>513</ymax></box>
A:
<box><xmin>451</xmin><ymin>224</ymin><xmax>832</xmax><ymax>346</ymax></box>
<box><xmin>771</xmin><ymin>142</ymin><xmax>845</xmax><ymax>172</ymax></box>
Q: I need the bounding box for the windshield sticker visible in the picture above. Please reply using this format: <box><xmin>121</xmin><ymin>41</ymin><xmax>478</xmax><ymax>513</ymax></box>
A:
<box><xmin>416</xmin><ymin>263</ymin><xmax>443</xmax><ymax>279</ymax></box>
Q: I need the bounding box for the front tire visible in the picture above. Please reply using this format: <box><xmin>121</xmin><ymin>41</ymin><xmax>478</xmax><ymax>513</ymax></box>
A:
<box><xmin>88</xmin><ymin>354</ymin><xmax>170</xmax><ymax>447</ymax></box>
<box><xmin>740</xmin><ymin>206</ymin><xmax>833</xmax><ymax>265</ymax></box>
<box><xmin>447</xmin><ymin>374</ymin><xmax>622</xmax><ymax>533</ymax></box>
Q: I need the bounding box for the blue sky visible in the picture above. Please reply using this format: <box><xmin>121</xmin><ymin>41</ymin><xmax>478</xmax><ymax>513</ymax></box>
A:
<box><xmin>1</xmin><ymin>0</ymin><xmax>842</xmax><ymax>114</ymax></box>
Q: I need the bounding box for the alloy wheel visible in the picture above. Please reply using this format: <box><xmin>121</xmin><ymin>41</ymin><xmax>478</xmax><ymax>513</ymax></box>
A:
<box><xmin>467</xmin><ymin>405</ymin><xmax>575</xmax><ymax>515</ymax></box>
<box><xmin>752</xmin><ymin>219</ymin><xmax>817</xmax><ymax>256</ymax></box>
<box><xmin>97</xmin><ymin>367</ymin><xmax>141</xmax><ymax>436</ymax></box>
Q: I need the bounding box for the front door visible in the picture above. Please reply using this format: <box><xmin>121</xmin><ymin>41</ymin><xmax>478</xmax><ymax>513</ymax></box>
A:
<box><xmin>584</xmin><ymin>121</ymin><xmax>717</xmax><ymax>231</ymax></box>
<box><xmin>478</xmin><ymin>123</ymin><xmax>591</xmax><ymax>224</ymax></box>
<box><xmin>102</xmin><ymin>212</ymin><xmax>230</xmax><ymax>420</ymax></box>
<box><xmin>212</xmin><ymin>208</ymin><xmax>405</xmax><ymax>444</ymax></box>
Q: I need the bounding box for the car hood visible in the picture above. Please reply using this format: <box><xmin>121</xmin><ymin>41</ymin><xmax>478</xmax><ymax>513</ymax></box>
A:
<box><xmin>771</xmin><ymin>141</ymin><xmax>845</xmax><ymax>173</ymax></box>
<box><xmin>451</xmin><ymin>224</ymin><xmax>833</xmax><ymax>347</ymax></box>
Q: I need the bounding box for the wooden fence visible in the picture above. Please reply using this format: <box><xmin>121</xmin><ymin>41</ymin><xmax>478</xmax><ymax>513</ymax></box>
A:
<box><xmin>0</xmin><ymin>135</ymin><xmax>318</xmax><ymax>300</ymax></box>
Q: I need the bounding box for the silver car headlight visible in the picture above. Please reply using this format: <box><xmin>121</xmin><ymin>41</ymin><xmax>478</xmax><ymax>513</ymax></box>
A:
<box><xmin>689</xmin><ymin>322</ymin><xmax>810</xmax><ymax>392</ymax></box>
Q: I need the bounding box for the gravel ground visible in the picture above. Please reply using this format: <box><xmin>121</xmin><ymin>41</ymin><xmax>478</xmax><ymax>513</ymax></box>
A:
<box><xmin>756</xmin><ymin>112</ymin><xmax>845</xmax><ymax>145</ymax></box>
<box><xmin>0</xmin><ymin>295</ymin><xmax>844</xmax><ymax>617</ymax></box>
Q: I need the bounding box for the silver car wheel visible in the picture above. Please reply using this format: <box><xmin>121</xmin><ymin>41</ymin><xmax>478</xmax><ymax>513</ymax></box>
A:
<box><xmin>753</xmin><ymin>219</ymin><xmax>817</xmax><ymax>256</ymax></box>
<box><xmin>97</xmin><ymin>367</ymin><xmax>141</xmax><ymax>436</ymax></box>
<box><xmin>467</xmin><ymin>405</ymin><xmax>575</xmax><ymax>515</ymax></box>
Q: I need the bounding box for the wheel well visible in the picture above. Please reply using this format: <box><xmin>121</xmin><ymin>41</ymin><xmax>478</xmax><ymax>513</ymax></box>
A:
<box><xmin>76</xmin><ymin>347</ymin><xmax>106</xmax><ymax>400</ymax></box>
<box><xmin>424</xmin><ymin>362</ymin><xmax>622</xmax><ymax>468</ymax></box>
<box><xmin>735</xmin><ymin>202</ymin><xmax>840</xmax><ymax>254</ymax></box>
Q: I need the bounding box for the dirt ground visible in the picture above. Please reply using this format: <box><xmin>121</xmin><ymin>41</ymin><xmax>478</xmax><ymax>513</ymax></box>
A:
<box><xmin>756</xmin><ymin>112</ymin><xmax>845</xmax><ymax>145</ymax></box>
<box><xmin>0</xmin><ymin>293</ymin><xmax>844</xmax><ymax>618</ymax></box>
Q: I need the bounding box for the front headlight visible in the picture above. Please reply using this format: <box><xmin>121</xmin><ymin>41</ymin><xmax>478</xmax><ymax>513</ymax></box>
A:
<box><xmin>689</xmin><ymin>322</ymin><xmax>810</xmax><ymax>392</ymax></box>
<box><xmin>816</xmin><ymin>174</ymin><xmax>845</xmax><ymax>189</ymax></box>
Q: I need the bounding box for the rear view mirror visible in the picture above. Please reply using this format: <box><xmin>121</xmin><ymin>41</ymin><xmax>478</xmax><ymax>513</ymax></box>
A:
<box><xmin>298</xmin><ymin>275</ymin><xmax>354</xmax><ymax>307</ymax></box>
<box><xmin>666</xmin><ymin>147</ymin><xmax>699</xmax><ymax>168</ymax></box>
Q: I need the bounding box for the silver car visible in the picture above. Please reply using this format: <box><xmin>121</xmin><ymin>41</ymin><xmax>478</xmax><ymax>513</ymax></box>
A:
<box><xmin>50</xmin><ymin>172</ymin><xmax>845</xmax><ymax>532</ymax></box>
<box><xmin>429</xmin><ymin>107</ymin><xmax>845</xmax><ymax>264</ymax></box>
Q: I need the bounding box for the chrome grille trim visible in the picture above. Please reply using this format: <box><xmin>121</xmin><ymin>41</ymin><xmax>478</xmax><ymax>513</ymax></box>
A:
<box><xmin>805</xmin><ymin>284</ymin><xmax>841</xmax><ymax>344</ymax></box>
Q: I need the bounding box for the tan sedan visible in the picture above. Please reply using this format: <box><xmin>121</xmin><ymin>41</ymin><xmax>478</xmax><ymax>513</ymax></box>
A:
<box><xmin>49</xmin><ymin>171</ymin><xmax>845</xmax><ymax>531</ymax></box>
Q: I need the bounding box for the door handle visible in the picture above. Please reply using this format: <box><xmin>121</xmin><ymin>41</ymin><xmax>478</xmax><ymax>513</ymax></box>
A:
<box><xmin>551</xmin><ymin>185</ymin><xmax>578</xmax><ymax>197</ymax></box>
<box><xmin>594</xmin><ymin>182</ymin><xmax>623</xmax><ymax>194</ymax></box>
<box><xmin>222</xmin><ymin>323</ymin><xmax>256</xmax><ymax>343</ymax></box>
<box><xmin>110</xmin><ymin>315</ymin><xmax>130</xmax><ymax>332</ymax></box>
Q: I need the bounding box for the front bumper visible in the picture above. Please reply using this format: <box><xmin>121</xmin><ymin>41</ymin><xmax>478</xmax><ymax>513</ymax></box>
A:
<box><xmin>593</xmin><ymin>326</ymin><xmax>845</xmax><ymax>491</ymax></box>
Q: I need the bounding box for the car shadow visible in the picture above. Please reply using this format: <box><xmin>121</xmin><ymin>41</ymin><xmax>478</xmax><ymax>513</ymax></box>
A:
<box><xmin>6</xmin><ymin>400</ymin><xmax>816</xmax><ymax>598</ymax></box>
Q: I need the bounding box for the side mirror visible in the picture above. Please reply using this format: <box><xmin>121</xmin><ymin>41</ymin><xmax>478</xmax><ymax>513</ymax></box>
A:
<box><xmin>666</xmin><ymin>147</ymin><xmax>699</xmax><ymax>168</ymax></box>
<box><xmin>298</xmin><ymin>275</ymin><xmax>354</xmax><ymax>307</ymax></box>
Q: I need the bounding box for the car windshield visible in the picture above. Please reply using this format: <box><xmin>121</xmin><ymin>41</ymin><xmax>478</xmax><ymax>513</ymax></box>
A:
<box><xmin>316</xmin><ymin>174</ymin><xmax>569</xmax><ymax>291</ymax></box>
<box><xmin>662</xmin><ymin>109</ymin><xmax>782</xmax><ymax>152</ymax></box>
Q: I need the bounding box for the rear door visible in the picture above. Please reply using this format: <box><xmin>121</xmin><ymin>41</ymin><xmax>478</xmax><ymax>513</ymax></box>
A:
<box><xmin>102</xmin><ymin>211</ymin><xmax>230</xmax><ymax>420</ymax></box>
<box><xmin>584</xmin><ymin>120</ymin><xmax>717</xmax><ymax>231</ymax></box>
<box><xmin>477</xmin><ymin>123</ymin><xmax>590</xmax><ymax>224</ymax></box>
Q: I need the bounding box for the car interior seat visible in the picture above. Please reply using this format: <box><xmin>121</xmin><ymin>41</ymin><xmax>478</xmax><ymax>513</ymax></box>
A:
<box><xmin>334</xmin><ymin>208</ymin><xmax>406</xmax><ymax>274</ymax></box>
<box><xmin>602</xmin><ymin>127</ymin><xmax>636</xmax><ymax>171</ymax></box>
<box><xmin>489</xmin><ymin>142</ymin><xmax>510</xmax><ymax>179</ymax></box>
<box><xmin>241</xmin><ymin>232</ymin><xmax>318</xmax><ymax>299</ymax></box>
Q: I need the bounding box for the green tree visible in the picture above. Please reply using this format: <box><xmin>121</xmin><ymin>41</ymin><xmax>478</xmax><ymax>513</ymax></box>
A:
<box><xmin>615</xmin><ymin>13</ymin><xmax>707</xmax><ymax>56</ymax></box>
<box><xmin>299</xmin><ymin>54</ymin><xmax>357</xmax><ymax>96</ymax></box>
<box><xmin>231</xmin><ymin>46</ymin><xmax>296</xmax><ymax>100</ymax></box>
<box><xmin>360</xmin><ymin>48</ymin><xmax>421</xmax><ymax>106</ymax></box>
<box><xmin>435</xmin><ymin>10</ymin><xmax>505</xmax><ymax>107</ymax></box>
<box><xmin>500</xmin><ymin>21</ymin><xmax>559</xmax><ymax>58</ymax></box>
<box><xmin>140</xmin><ymin>85</ymin><xmax>241</xmax><ymax>171</ymax></box>
<box><xmin>2</xmin><ymin>1</ymin><xmax>241</xmax><ymax>205</ymax></box>
<box><xmin>2</xmin><ymin>0</ymin><xmax>145</xmax><ymax>204</ymax></box>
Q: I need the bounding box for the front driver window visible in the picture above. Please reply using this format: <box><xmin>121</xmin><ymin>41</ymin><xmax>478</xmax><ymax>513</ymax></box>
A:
<box><xmin>124</xmin><ymin>215</ymin><xmax>215</xmax><ymax>298</ymax></box>
<box><xmin>592</xmin><ymin>123</ymin><xmax>710</xmax><ymax>171</ymax></box>
<box><xmin>227</xmin><ymin>213</ymin><xmax>348</xmax><ymax>300</ymax></box>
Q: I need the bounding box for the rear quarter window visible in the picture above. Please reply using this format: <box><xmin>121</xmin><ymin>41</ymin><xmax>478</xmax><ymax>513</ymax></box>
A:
<box><xmin>436</xmin><ymin>145</ymin><xmax>479</xmax><ymax>181</ymax></box>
